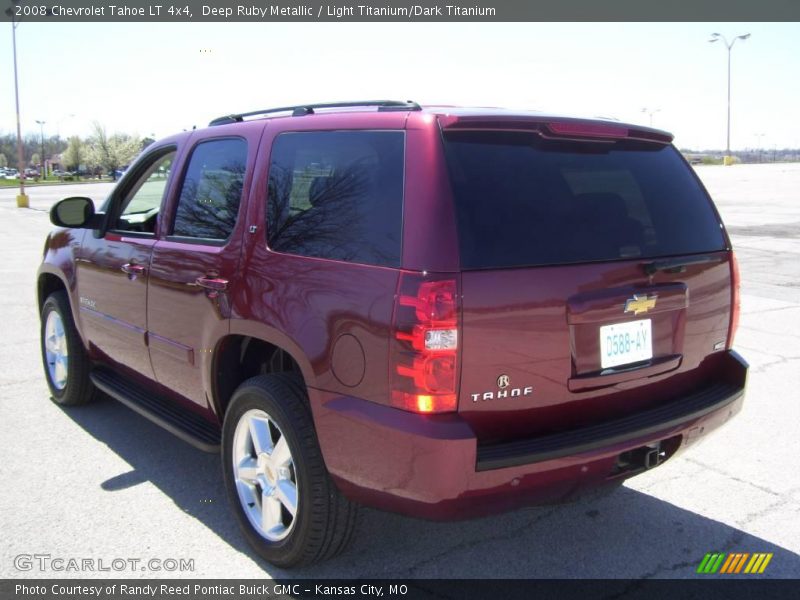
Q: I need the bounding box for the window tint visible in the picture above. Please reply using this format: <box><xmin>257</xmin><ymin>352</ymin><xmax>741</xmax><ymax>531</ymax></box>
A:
<box><xmin>443</xmin><ymin>131</ymin><xmax>726</xmax><ymax>270</ymax></box>
<box><xmin>172</xmin><ymin>138</ymin><xmax>247</xmax><ymax>240</ymax></box>
<box><xmin>267</xmin><ymin>131</ymin><xmax>404</xmax><ymax>267</ymax></box>
<box><xmin>112</xmin><ymin>151</ymin><xmax>175</xmax><ymax>234</ymax></box>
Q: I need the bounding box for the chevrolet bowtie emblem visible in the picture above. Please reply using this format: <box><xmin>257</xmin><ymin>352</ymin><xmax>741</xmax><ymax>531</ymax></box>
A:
<box><xmin>624</xmin><ymin>294</ymin><xmax>657</xmax><ymax>316</ymax></box>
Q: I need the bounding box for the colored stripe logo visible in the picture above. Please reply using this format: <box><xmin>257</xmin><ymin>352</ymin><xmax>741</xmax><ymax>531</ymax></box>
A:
<box><xmin>697</xmin><ymin>552</ymin><xmax>773</xmax><ymax>574</ymax></box>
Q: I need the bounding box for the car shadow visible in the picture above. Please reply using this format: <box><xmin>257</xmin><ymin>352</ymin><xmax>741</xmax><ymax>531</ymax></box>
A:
<box><xmin>60</xmin><ymin>397</ymin><xmax>800</xmax><ymax>579</ymax></box>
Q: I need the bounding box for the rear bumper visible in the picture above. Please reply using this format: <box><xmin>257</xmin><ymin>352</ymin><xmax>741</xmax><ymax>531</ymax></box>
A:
<box><xmin>311</xmin><ymin>350</ymin><xmax>748</xmax><ymax>520</ymax></box>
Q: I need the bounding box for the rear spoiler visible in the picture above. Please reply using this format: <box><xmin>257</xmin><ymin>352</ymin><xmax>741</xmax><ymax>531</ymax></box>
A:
<box><xmin>438</xmin><ymin>115</ymin><xmax>673</xmax><ymax>144</ymax></box>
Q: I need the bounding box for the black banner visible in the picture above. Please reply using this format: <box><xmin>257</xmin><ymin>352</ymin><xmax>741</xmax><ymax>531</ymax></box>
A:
<box><xmin>2</xmin><ymin>0</ymin><xmax>800</xmax><ymax>23</ymax></box>
<box><xmin>2</xmin><ymin>579</ymin><xmax>800</xmax><ymax>600</ymax></box>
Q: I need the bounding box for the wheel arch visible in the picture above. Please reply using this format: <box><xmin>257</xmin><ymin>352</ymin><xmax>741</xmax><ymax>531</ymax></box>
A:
<box><xmin>211</xmin><ymin>324</ymin><xmax>315</xmax><ymax>419</ymax></box>
<box><xmin>37</xmin><ymin>271</ymin><xmax>68</xmax><ymax>311</ymax></box>
<box><xmin>37</xmin><ymin>266</ymin><xmax>94</xmax><ymax>358</ymax></box>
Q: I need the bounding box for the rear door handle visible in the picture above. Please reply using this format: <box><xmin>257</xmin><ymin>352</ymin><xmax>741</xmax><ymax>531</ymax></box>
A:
<box><xmin>196</xmin><ymin>276</ymin><xmax>228</xmax><ymax>298</ymax></box>
<box><xmin>121</xmin><ymin>263</ymin><xmax>146</xmax><ymax>277</ymax></box>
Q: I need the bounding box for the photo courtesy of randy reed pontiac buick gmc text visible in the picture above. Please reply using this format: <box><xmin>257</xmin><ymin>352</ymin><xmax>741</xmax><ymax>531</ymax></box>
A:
<box><xmin>15</xmin><ymin>583</ymin><xmax>403</xmax><ymax>596</ymax></box>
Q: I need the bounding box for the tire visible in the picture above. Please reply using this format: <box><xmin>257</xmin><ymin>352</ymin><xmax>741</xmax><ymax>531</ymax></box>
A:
<box><xmin>222</xmin><ymin>373</ymin><xmax>357</xmax><ymax>567</ymax></box>
<box><xmin>40</xmin><ymin>291</ymin><xmax>97</xmax><ymax>406</ymax></box>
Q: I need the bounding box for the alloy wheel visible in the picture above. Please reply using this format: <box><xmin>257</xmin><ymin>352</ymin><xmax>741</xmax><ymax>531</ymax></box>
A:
<box><xmin>44</xmin><ymin>310</ymin><xmax>68</xmax><ymax>390</ymax></box>
<box><xmin>232</xmin><ymin>409</ymin><xmax>298</xmax><ymax>541</ymax></box>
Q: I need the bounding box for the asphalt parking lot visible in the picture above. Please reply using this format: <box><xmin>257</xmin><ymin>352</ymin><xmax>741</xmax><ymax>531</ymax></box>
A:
<box><xmin>1</xmin><ymin>164</ymin><xmax>799</xmax><ymax>579</ymax></box>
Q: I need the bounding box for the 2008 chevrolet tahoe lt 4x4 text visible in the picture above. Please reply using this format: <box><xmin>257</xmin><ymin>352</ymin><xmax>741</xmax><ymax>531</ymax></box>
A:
<box><xmin>37</xmin><ymin>101</ymin><xmax>748</xmax><ymax>567</ymax></box>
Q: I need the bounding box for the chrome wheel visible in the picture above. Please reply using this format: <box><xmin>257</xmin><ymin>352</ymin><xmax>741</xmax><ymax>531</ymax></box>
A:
<box><xmin>232</xmin><ymin>409</ymin><xmax>298</xmax><ymax>542</ymax></box>
<box><xmin>44</xmin><ymin>310</ymin><xmax>68</xmax><ymax>390</ymax></box>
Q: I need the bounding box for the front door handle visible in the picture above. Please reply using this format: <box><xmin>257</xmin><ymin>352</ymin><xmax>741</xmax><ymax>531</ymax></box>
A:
<box><xmin>196</xmin><ymin>276</ymin><xmax>228</xmax><ymax>298</ymax></box>
<box><xmin>121</xmin><ymin>263</ymin><xmax>146</xmax><ymax>278</ymax></box>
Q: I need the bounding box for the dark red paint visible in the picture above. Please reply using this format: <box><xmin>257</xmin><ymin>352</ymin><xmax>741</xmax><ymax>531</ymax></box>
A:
<box><xmin>37</xmin><ymin>106</ymin><xmax>746</xmax><ymax>520</ymax></box>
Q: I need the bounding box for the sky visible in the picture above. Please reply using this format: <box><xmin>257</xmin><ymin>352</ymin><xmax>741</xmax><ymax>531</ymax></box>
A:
<box><xmin>2</xmin><ymin>21</ymin><xmax>799</xmax><ymax>150</ymax></box>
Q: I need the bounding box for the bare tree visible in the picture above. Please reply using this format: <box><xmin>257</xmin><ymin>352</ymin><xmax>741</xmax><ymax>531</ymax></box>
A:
<box><xmin>267</xmin><ymin>158</ymin><xmax>397</xmax><ymax>265</ymax></box>
<box><xmin>173</xmin><ymin>162</ymin><xmax>246</xmax><ymax>239</ymax></box>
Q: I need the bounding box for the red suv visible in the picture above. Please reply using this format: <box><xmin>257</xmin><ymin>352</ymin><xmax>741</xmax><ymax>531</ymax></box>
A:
<box><xmin>38</xmin><ymin>101</ymin><xmax>747</xmax><ymax>567</ymax></box>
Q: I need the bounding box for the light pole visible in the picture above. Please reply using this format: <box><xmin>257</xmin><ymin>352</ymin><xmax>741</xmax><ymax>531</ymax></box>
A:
<box><xmin>6</xmin><ymin>1</ymin><xmax>28</xmax><ymax>207</ymax></box>
<box><xmin>641</xmin><ymin>107</ymin><xmax>661</xmax><ymax>126</ymax></box>
<box><xmin>709</xmin><ymin>32</ymin><xmax>751</xmax><ymax>165</ymax></box>
<box><xmin>35</xmin><ymin>119</ymin><xmax>46</xmax><ymax>177</ymax></box>
<box><xmin>755</xmin><ymin>133</ymin><xmax>765</xmax><ymax>163</ymax></box>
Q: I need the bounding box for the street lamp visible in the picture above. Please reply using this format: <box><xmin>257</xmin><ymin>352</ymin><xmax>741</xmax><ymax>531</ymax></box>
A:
<box><xmin>5</xmin><ymin>0</ymin><xmax>28</xmax><ymax>207</ymax></box>
<box><xmin>709</xmin><ymin>32</ymin><xmax>751</xmax><ymax>165</ymax></box>
<box><xmin>641</xmin><ymin>107</ymin><xmax>661</xmax><ymax>126</ymax></box>
<box><xmin>35</xmin><ymin>119</ymin><xmax>46</xmax><ymax>177</ymax></box>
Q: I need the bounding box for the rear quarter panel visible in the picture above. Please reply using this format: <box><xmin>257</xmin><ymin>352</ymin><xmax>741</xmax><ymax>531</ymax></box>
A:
<box><xmin>229</xmin><ymin>113</ymin><xmax>409</xmax><ymax>405</ymax></box>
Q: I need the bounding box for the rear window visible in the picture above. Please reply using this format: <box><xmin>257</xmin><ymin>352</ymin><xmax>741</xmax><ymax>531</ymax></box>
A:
<box><xmin>443</xmin><ymin>131</ymin><xmax>726</xmax><ymax>270</ymax></box>
<box><xmin>267</xmin><ymin>131</ymin><xmax>404</xmax><ymax>267</ymax></box>
<box><xmin>173</xmin><ymin>138</ymin><xmax>247</xmax><ymax>241</ymax></box>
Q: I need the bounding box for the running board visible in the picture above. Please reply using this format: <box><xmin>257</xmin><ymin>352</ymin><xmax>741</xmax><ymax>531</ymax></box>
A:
<box><xmin>90</xmin><ymin>369</ymin><xmax>221</xmax><ymax>453</ymax></box>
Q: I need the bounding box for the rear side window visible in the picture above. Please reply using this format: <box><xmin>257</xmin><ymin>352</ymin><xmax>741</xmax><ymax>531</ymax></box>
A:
<box><xmin>267</xmin><ymin>131</ymin><xmax>404</xmax><ymax>267</ymax></box>
<box><xmin>172</xmin><ymin>138</ymin><xmax>247</xmax><ymax>241</ymax></box>
<box><xmin>443</xmin><ymin>131</ymin><xmax>726</xmax><ymax>270</ymax></box>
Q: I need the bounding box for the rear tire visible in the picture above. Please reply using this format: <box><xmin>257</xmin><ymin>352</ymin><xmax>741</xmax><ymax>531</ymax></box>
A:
<box><xmin>222</xmin><ymin>373</ymin><xmax>357</xmax><ymax>567</ymax></box>
<box><xmin>40</xmin><ymin>291</ymin><xmax>97</xmax><ymax>406</ymax></box>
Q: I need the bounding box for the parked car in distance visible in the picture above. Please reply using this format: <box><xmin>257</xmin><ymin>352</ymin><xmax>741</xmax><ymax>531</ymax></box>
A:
<box><xmin>4</xmin><ymin>168</ymin><xmax>19</xmax><ymax>180</ymax></box>
<box><xmin>37</xmin><ymin>100</ymin><xmax>748</xmax><ymax>568</ymax></box>
<box><xmin>108</xmin><ymin>166</ymin><xmax>128</xmax><ymax>179</ymax></box>
<box><xmin>51</xmin><ymin>169</ymin><xmax>75</xmax><ymax>180</ymax></box>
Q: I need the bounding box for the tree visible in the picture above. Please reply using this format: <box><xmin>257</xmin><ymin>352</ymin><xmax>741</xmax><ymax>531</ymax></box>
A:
<box><xmin>63</xmin><ymin>136</ymin><xmax>85</xmax><ymax>171</ymax></box>
<box><xmin>0</xmin><ymin>153</ymin><xmax>7</xmax><ymax>168</ymax></box>
<box><xmin>85</xmin><ymin>121</ymin><xmax>141</xmax><ymax>179</ymax></box>
<box><xmin>31</xmin><ymin>152</ymin><xmax>41</xmax><ymax>167</ymax></box>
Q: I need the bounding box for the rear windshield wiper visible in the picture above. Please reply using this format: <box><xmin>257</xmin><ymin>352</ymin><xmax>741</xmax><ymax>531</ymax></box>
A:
<box><xmin>643</xmin><ymin>254</ymin><xmax>723</xmax><ymax>275</ymax></box>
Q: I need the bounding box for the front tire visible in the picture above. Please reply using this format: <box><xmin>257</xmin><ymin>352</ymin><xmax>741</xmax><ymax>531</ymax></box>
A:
<box><xmin>40</xmin><ymin>291</ymin><xmax>97</xmax><ymax>406</ymax></box>
<box><xmin>222</xmin><ymin>374</ymin><xmax>357</xmax><ymax>567</ymax></box>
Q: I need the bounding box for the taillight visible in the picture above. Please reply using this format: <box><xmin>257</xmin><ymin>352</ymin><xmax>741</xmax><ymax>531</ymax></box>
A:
<box><xmin>390</xmin><ymin>273</ymin><xmax>460</xmax><ymax>414</ymax></box>
<box><xmin>543</xmin><ymin>121</ymin><xmax>673</xmax><ymax>144</ymax></box>
<box><xmin>727</xmin><ymin>251</ymin><xmax>741</xmax><ymax>348</ymax></box>
<box><xmin>545</xmin><ymin>121</ymin><xmax>629</xmax><ymax>139</ymax></box>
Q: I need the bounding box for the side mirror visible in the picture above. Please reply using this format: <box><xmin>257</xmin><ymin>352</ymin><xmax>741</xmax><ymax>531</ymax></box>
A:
<box><xmin>50</xmin><ymin>197</ymin><xmax>102</xmax><ymax>229</ymax></box>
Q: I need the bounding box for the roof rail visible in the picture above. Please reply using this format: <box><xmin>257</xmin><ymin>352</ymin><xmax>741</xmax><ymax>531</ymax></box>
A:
<box><xmin>208</xmin><ymin>100</ymin><xmax>421</xmax><ymax>126</ymax></box>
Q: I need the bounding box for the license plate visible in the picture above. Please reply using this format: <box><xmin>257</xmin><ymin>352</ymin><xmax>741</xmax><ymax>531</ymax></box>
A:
<box><xmin>600</xmin><ymin>319</ymin><xmax>653</xmax><ymax>369</ymax></box>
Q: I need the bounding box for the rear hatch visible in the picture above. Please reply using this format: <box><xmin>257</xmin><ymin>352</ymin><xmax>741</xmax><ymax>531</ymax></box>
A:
<box><xmin>442</xmin><ymin>123</ymin><xmax>734</xmax><ymax>443</ymax></box>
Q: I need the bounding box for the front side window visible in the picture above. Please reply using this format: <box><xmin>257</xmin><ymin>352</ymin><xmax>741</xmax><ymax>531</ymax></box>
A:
<box><xmin>112</xmin><ymin>150</ymin><xmax>175</xmax><ymax>234</ymax></box>
<box><xmin>172</xmin><ymin>138</ymin><xmax>248</xmax><ymax>241</ymax></box>
<box><xmin>266</xmin><ymin>131</ymin><xmax>404</xmax><ymax>267</ymax></box>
